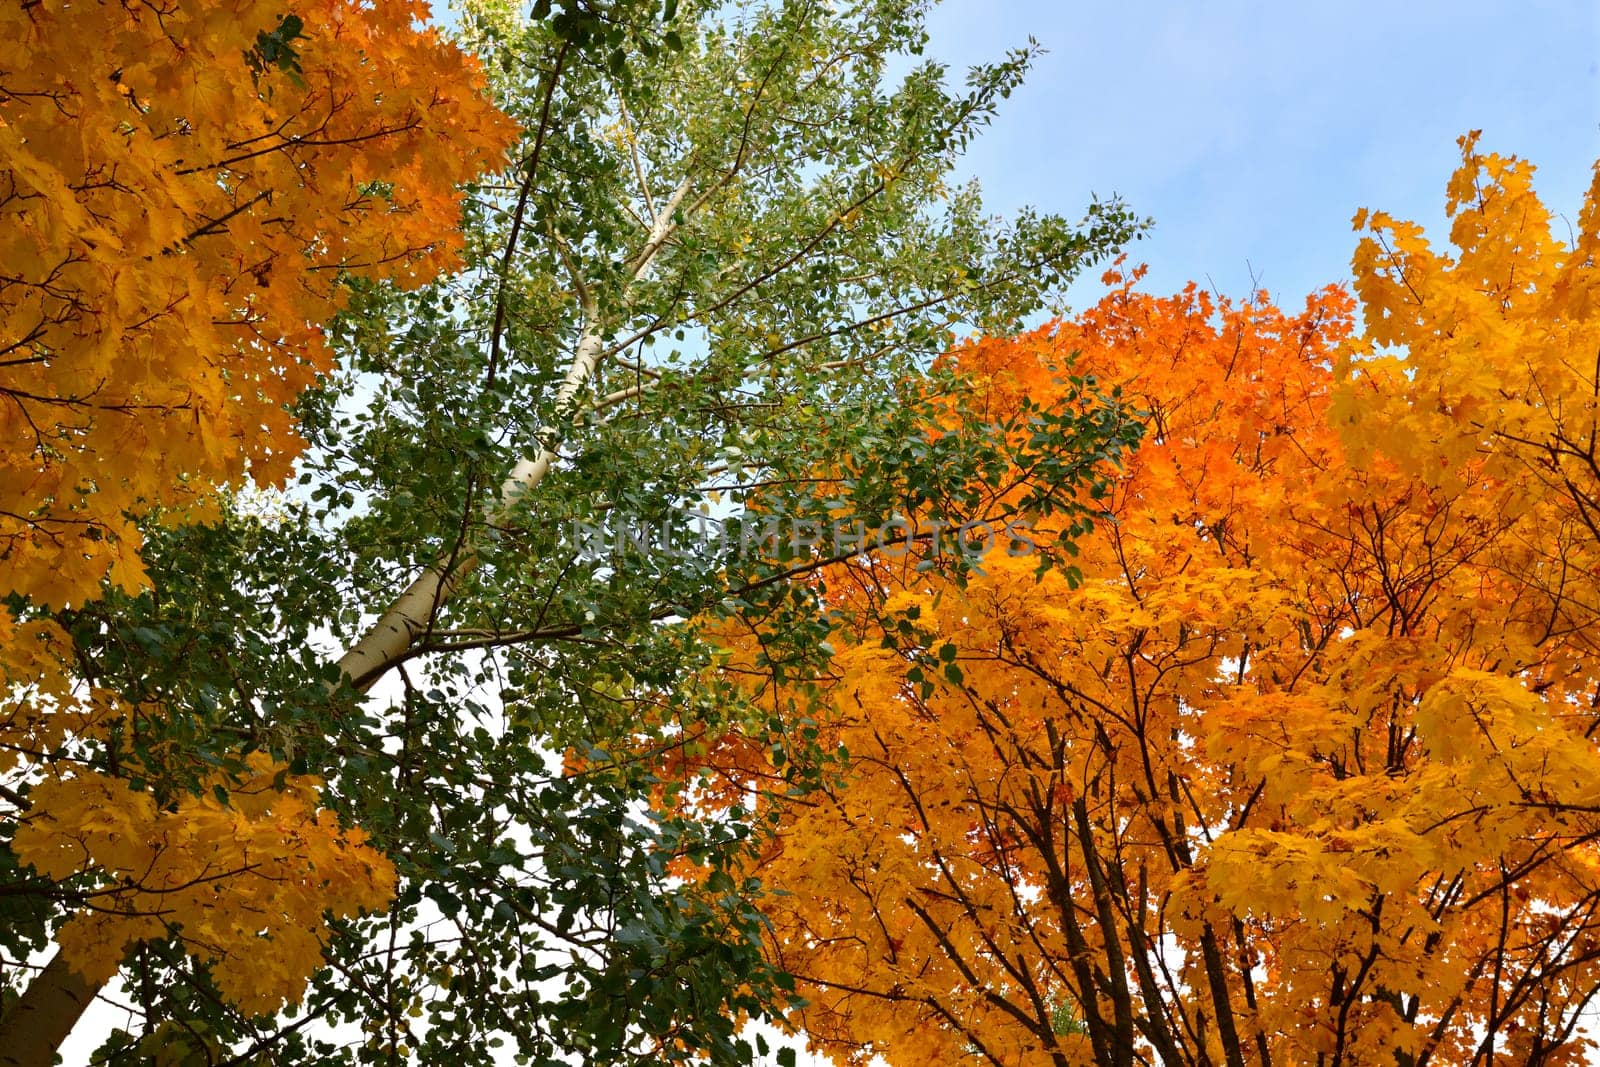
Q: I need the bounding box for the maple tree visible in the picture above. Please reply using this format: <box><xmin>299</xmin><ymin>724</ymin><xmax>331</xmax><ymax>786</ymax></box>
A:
<box><xmin>665</xmin><ymin>139</ymin><xmax>1600</xmax><ymax>1067</ymax></box>
<box><xmin>2</xmin><ymin>0</ymin><xmax>1141</xmax><ymax>1063</ymax></box>
<box><xmin>0</xmin><ymin>0</ymin><xmax>515</xmax><ymax>1062</ymax></box>
<box><xmin>0</xmin><ymin>0</ymin><xmax>515</xmax><ymax>608</ymax></box>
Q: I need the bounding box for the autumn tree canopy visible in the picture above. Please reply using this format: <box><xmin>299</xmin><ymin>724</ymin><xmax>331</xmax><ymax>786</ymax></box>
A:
<box><xmin>1</xmin><ymin>1</ymin><xmax>1140</xmax><ymax>1063</ymax></box>
<box><xmin>669</xmin><ymin>139</ymin><xmax>1600</xmax><ymax>1067</ymax></box>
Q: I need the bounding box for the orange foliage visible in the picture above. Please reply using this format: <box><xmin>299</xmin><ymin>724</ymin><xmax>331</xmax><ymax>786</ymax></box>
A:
<box><xmin>668</xmin><ymin>138</ymin><xmax>1600</xmax><ymax>1066</ymax></box>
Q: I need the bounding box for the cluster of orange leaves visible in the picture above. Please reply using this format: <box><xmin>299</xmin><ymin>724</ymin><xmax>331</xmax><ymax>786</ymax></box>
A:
<box><xmin>0</xmin><ymin>0</ymin><xmax>515</xmax><ymax>1010</ymax></box>
<box><xmin>665</xmin><ymin>136</ymin><xmax>1600</xmax><ymax>1065</ymax></box>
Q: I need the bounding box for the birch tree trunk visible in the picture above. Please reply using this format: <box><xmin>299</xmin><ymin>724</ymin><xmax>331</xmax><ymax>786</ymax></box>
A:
<box><xmin>0</xmin><ymin>180</ymin><xmax>692</xmax><ymax>1067</ymax></box>
<box><xmin>0</xmin><ymin>955</ymin><xmax>95</xmax><ymax>1067</ymax></box>
<box><xmin>334</xmin><ymin>178</ymin><xmax>689</xmax><ymax>692</ymax></box>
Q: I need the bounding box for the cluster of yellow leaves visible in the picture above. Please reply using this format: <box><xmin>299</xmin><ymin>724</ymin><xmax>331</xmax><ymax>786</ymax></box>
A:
<box><xmin>3</xmin><ymin>717</ymin><xmax>399</xmax><ymax>1012</ymax></box>
<box><xmin>12</xmin><ymin>754</ymin><xmax>395</xmax><ymax>1014</ymax></box>
<box><xmin>0</xmin><ymin>0</ymin><xmax>515</xmax><ymax>1009</ymax></box>
<box><xmin>0</xmin><ymin>615</ymin><xmax>122</xmax><ymax>774</ymax></box>
<box><xmin>0</xmin><ymin>0</ymin><xmax>517</xmax><ymax>607</ymax></box>
<box><xmin>664</xmin><ymin>138</ymin><xmax>1600</xmax><ymax>1067</ymax></box>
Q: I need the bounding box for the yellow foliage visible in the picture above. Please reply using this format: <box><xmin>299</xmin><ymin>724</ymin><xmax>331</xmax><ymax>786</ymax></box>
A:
<box><xmin>0</xmin><ymin>0</ymin><xmax>517</xmax><ymax>608</ymax></box>
<box><xmin>14</xmin><ymin>754</ymin><xmax>395</xmax><ymax>1013</ymax></box>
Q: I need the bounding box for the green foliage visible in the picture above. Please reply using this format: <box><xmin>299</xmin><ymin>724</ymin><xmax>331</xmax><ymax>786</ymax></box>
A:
<box><xmin>245</xmin><ymin>14</ymin><xmax>308</xmax><ymax>86</ymax></box>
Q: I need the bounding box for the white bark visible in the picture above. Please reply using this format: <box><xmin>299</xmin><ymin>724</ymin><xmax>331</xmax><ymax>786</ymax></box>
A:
<box><xmin>334</xmin><ymin>178</ymin><xmax>691</xmax><ymax>691</ymax></box>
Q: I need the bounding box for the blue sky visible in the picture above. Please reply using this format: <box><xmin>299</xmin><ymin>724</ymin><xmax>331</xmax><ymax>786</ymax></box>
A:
<box><xmin>916</xmin><ymin>0</ymin><xmax>1600</xmax><ymax>313</ymax></box>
